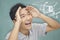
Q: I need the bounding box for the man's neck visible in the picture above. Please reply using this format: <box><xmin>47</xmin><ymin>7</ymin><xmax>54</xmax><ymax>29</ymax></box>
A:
<box><xmin>19</xmin><ymin>27</ymin><xmax>29</xmax><ymax>36</ymax></box>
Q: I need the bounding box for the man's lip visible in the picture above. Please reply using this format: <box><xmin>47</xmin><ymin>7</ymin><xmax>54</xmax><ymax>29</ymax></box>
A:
<box><xmin>25</xmin><ymin>22</ymin><xmax>31</xmax><ymax>25</ymax></box>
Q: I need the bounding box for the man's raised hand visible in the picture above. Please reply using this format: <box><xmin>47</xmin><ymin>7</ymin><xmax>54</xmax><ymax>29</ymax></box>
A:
<box><xmin>26</xmin><ymin>6</ymin><xmax>41</xmax><ymax>18</ymax></box>
<box><xmin>15</xmin><ymin>7</ymin><xmax>22</xmax><ymax>23</ymax></box>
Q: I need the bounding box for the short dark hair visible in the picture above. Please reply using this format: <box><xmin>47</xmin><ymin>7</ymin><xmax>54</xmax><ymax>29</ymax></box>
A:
<box><xmin>9</xmin><ymin>3</ymin><xmax>26</xmax><ymax>20</ymax></box>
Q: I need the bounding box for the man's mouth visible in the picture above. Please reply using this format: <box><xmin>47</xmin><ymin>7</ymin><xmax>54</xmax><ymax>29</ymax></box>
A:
<box><xmin>25</xmin><ymin>22</ymin><xmax>31</xmax><ymax>25</ymax></box>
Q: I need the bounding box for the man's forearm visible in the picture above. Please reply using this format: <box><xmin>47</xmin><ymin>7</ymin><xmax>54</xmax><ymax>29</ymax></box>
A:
<box><xmin>38</xmin><ymin>13</ymin><xmax>60</xmax><ymax>29</ymax></box>
<box><xmin>8</xmin><ymin>22</ymin><xmax>20</xmax><ymax>40</ymax></box>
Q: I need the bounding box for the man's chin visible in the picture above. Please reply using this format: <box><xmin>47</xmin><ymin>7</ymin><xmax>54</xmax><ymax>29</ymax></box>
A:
<box><xmin>25</xmin><ymin>25</ymin><xmax>32</xmax><ymax>30</ymax></box>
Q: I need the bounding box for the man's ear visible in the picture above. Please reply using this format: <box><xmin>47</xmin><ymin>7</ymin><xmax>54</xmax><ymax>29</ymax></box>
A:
<box><xmin>12</xmin><ymin>16</ymin><xmax>17</xmax><ymax>23</ymax></box>
<box><xmin>13</xmin><ymin>20</ymin><xmax>16</xmax><ymax>24</ymax></box>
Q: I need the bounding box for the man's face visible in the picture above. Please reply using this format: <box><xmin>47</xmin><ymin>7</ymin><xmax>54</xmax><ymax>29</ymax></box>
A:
<box><xmin>19</xmin><ymin>8</ymin><xmax>33</xmax><ymax>30</ymax></box>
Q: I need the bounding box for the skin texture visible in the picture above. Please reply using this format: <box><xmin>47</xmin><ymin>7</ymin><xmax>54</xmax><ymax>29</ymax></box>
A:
<box><xmin>8</xmin><ymin>6</ymin><xmax>60</xmax><ymax>40</ymax></box>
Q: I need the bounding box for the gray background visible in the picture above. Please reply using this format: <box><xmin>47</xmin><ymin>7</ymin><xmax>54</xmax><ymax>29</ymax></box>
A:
<box><xmin>0</xmin><ymin>0</ymin><xmax>60</xmax><ymax>40</ymax></box>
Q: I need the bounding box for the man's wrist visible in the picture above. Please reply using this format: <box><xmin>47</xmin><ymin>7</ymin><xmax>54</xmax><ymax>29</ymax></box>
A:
<box><xmin>38</xmin><ymin>13</ymin><xmax>42</xmax><ymax>18</ymax></box>
<box><xmin>15</xmin><ymin>21</ymin><xmax>21</xmax><ymax>25</ymax></box>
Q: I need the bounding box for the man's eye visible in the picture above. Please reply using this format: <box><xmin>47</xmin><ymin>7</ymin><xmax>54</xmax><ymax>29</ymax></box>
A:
<box><xmin>21</xmin><ymin>16</ymin><xmax>25</xmax><ymax>18</ymax></box>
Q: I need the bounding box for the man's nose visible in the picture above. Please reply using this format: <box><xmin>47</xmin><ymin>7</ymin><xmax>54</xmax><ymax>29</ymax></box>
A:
<box><xmin>27</xmin><ymin>16</ymin><xmax>31</xmax><ymax>20</ymax></box>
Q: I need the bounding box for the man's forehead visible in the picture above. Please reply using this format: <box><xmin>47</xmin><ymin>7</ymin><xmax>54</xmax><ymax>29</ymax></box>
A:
<box><xmin>20</xmin><ymin>8</ymin><xmax>28</xmax><ymax>14</ymax></box>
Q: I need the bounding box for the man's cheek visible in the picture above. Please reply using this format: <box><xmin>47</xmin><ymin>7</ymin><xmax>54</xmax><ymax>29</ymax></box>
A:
<box><xmin>21</xmin><ymin>19</ymin><xmax>26</xmax><ymax>23</ymax></box>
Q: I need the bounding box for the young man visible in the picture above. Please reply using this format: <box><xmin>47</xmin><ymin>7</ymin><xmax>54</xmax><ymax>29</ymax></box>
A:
<box><xmin>5</xmin><ymin>3</ymin><xmax>60</xmax><ymax>40</ymax></box>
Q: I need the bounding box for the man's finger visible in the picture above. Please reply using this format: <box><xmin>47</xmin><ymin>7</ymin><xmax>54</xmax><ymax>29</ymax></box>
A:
<box><xmin>16</xmin><ymin>7</ymin><xmax>21</xmax><ymax>15</ymax></box>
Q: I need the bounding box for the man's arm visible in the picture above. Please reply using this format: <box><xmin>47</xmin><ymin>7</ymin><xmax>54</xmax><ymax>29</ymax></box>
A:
<box><xmin>8</xmin><ymin>7</ymin><xmax>21</xmax><ymax>40</ymax></box>
<box><xmin>26</xmin><ymin>6</ymin><xmax>60</xmax><ymax>32</ymax></box>
<box><xmin>8</xmin><ymin>22</ymin><xmax>20</xmax><ymax>40</ymax></box>
<box><xmin>38</xmin><ymin>13</ymin><xmax>60</xmax><ymax>32</ymax></box>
